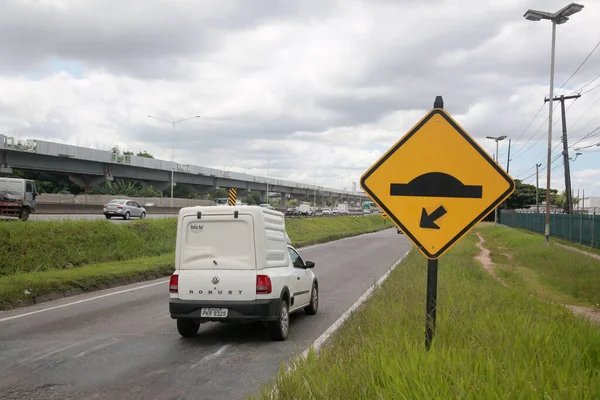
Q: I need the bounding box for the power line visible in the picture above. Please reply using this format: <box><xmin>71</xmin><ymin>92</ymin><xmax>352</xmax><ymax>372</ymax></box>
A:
<box><xmin>575</xmin><ymin>140</ymin><xmax>600</xmax><ymax>150</ymax></box>
<box><xmin>574</xmin><ymin>72</ymin><xmax>600</xmax><ymax>94</ymax></box>
<box><xmin>571</xmin><ymin>125</ymin><xmax>600</xmax><ymax>148</ymax></box>
<box><xmin>501</xmin><ymin>102</ymin><xmax>546</xmax><ymax>160</ymax></box>
<box><xmin>506</xmin><ymin>37</ymin><xmax>600</xmax><ymax>167</ymax></box>
<box><xmin>580</xmin><ymin>81</ymin><xmax>600</xmax><ymax>96</ymax></box>
<box><xmin>510</xmin><ymin>101</ymin><xmax>566</xmax><ymax>161</ymax></box>
<box><xmin>556</xmin><ymin>36</ymin><xmax>600</xmax><ymax>95</ymax></box>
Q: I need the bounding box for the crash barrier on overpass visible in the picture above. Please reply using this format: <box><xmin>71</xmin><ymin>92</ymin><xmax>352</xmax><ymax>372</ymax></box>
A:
<box><xmin>499</xmin><ymin>209</ymin><xmax>600</xmax><ymax>249</ymax></box>
<box><xmin>36</xmin><ymin>194</ymin><xmax>215</xmax><ymax>208</ymax></box>
<box><xmin>35</xmin><ymin>203</ymin><xmax>183</xmax><ymax>215</ymax></box>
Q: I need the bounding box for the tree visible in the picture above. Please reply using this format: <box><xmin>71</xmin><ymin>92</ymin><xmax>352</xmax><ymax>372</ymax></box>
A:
<box><xmin>11</xmin><ymin>169</ymin><xmax>83</xmax><ymax>194</ymax></box>
<box><xmin>242</xmin><ymin>192</ymin><xmax>260</xmax><ymax>205</ymax></box>
<box><xmin>89</xmin><ymin>179</ymin><xmax>161</xmax><ymax>197</ymax></box>
<box><xmin>136</xmin><ymin>151</ymin><xmax>154</xmax><ymax>159</ymax></box>
<box><xmin>208</xmin><ymin>188</ymin><xmax>228</xmax><ymax>200</ymax></box>
<box><xmin>504</xmin><ymin>180</ymin><xmax>537</xmax><ymax>209</ymax></box>
<box><xmin>286</xmin><ymin>199</ymin><xmax>298</xmax><ymax>207</ymax></box>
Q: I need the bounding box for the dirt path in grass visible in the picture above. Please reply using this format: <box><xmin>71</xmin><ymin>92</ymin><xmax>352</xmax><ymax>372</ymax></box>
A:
<box><xmin>555</xmin><ymin>243</ymin><xmax>600</xmax><ymax>261</ymax></box>
<box><xmin>474</xmin><ymin>232</ymin><xmax>600</xmax><ymax>326</ymax></box>
<box><xmin>474</xmin><ymin>232</ymin><xmax>509</xmax><ymax>288</ymax></box>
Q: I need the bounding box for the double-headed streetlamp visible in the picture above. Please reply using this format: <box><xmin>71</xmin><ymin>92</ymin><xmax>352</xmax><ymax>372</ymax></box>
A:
<box><xmin>147</xmin><ymin>115</ymin><xmax>201</xmax><ymax>207</ymax></box>
<box><xmin>523</xmin><ymin>2</ymin><xmax>584</xmax><ymax>246</ymax></box>
<box><xmin>486</xmin><ymin>135</ymin><xmax>507</xmax><ymax>223</ymax></box>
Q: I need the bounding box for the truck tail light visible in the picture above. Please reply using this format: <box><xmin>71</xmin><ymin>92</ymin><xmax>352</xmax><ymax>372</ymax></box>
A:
<box><xmin>169</xmin><ymin>274</ymin><xmax>179</xmax><ymax>293</ymax></box>
<box><xmin>256</xmin><ymin>275</ymin><xmax>272</xmax><ymax>294</ymax></box>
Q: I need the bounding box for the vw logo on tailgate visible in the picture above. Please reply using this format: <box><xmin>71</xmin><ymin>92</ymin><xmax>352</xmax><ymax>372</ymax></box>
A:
<box><xmin>212</xmin><ymin>276</ymin><xmax>220</xmax><ymax>285</ymax></box>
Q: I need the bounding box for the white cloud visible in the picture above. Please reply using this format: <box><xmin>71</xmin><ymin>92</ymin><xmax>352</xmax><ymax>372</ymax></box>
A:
<box><xmin>0</xmin><ymin>0</ymin><xmax>599</xmax><ymax>195</ymax></box>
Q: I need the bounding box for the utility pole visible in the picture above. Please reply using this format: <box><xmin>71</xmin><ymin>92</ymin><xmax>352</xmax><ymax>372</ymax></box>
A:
<box><xmin>506</xmin><ymin>138</ymin><xmax>512</xmax><ymax>174</ymax></box>
<box><xmin>545</xmin><ymin>93</ymin><xmax>580</xmax><ymax>214</ymax></box>
<box><xmin>486</xmin><ymin>135</ymin><xmax>507</xmax><ymax>224</ymax></box>
<box><xmin>536</xmin><ymin>163</ymin><xmax>542</xmax><ymax>214</ymax></box>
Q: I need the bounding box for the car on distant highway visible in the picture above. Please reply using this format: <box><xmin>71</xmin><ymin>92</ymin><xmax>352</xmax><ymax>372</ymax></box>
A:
<box><xmin>285</xmin><ymin>207</ymin><xmax>298</xmax><ymax>216</ymax></box>
<box><xmin>103</xmin><ymin>199</ymin><xmax>146</xmax><ymax>220</ymax></box>
<box><xmin>321</xmin><ymin>207</ymin><xmax>331</xmax><ymax>216</ymax></box>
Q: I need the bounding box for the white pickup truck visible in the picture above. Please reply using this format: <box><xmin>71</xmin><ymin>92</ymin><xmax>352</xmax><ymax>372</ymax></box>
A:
<box><xmin>169</xmin><ymin>205</ymin><xmax>319</xmax><ymax>341</ymax></box>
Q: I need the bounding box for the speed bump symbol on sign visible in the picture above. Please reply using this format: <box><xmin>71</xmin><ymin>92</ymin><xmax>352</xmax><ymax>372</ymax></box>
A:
<box><xmin>360</xmin><ymin>107</ymin><xmax>515</xmax><ymax>260</ymax></box>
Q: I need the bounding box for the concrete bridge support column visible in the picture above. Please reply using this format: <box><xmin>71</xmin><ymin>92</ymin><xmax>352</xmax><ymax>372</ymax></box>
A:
<box><xmin>68</xmin><ymin>175</ymin><xmax>106</xmax><ymax>193</ymax></box>
<box><xmin>0</xmin><ymin>150</ymin><xmax>12</xmax><ymax>176</ymax></box>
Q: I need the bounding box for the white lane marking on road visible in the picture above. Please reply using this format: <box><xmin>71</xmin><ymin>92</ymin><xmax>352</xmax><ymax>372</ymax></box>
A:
<box><xmin>191</xmin><ymin>345</ymin><xmax>230</xmax><ymax>369</ymax></box>
<box><xmin>299</xmin><ymin>227</ymin><xmax>394</xmax><ymax>250</ymax></box>
<box><xmin>302</xmin><ymin>248</ymin><xmax>412</xmax><ymax>358</ymax></box>
<box><xmin>0</xmin><ymin>280</ymin><xmax>169</xmax><ymax>323</ymax></box>
<box><xmin>73</xmin><ymin>338</ymin><xmax>122</xmax><ymax>359</ymax></box>
<box><xmin>269</xmin><ymin>248</ymin><xmax>412</xmax><ymax>399</ymax></box>
<box><xmin>26</xmin><ymin>341</ymin><xmax>90</xmax><ymax>364</ymax></box>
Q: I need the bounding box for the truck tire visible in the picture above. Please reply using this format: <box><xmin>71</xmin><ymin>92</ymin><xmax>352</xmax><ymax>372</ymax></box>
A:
<box><xmin>304</xmin><ymin>283</ymin><xmax>318</xmax><ymax>315</ymax></box>
<box><xmin>269</xmin><ymin>299</ymin><xmax>289</xmax><ymax>341</ymax></box>
<box><xmin>177</xmin><ymin>319</ymin><xmax>200</xmax><ymax>338</ymax></box>
<box><xmin>19</xmin><ymin>209</ymin><xmax>30</xmax><ymax>221</ymax></box>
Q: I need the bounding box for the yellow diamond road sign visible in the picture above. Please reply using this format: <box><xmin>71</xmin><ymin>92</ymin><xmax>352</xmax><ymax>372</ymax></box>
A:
<box><xmin>361</xmin><ymin>108</ymin><xmax>515</xmax><ymax>260</ymax></box>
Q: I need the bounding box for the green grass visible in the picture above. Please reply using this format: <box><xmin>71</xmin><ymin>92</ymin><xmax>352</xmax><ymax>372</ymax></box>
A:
<box><xmin>0</xmin><ymin>215</ymin><xmax>390</xmax><ymax>307</ymax></box>
<box><xmin>255</xmin><ymin>233</ymin><xmax>600</xmax><ymax>400</ymax></box>
<box><xmin>0</xmin><ymin>215</ymin><xmax>388</xmax><ymax>276</ymax></box>
<box><xmin>0</xmin><ymin>253</ymin><xmax>174</xmax><ymax>306</ymax></box>
<box><xmin>555</xmin><ymin>237</ymin><xmax>600</xmax><ymax>257</ymax></box>
<box><xmin>477</xmin><ymin>224</ymin><xmax>600</xmax><ymax>307</ymax></box>
<box><xmin>0</xmin><ymin>218</ymin><xmax>178</xmax><ymax>275</ymax></box>
<box><xmin>285</xmin><ymin>215</ymin><xmax>391</xmax><ymax>248</ymax></box>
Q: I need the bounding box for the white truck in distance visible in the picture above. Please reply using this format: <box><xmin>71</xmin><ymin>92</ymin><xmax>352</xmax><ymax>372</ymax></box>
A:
<box><xmin>0</xmin><ymin>177</ymin><xmax>38</xmax><ymax>221</ymax></box>
<box><xmin>298</xmin><ymin>203</ymin><xmax>312</xmax><ymax>216</ymax></box>
<box><xmin>169</xmin><ymin>205</ymin><xmax>319</xmax><ymax>341</ymax></box>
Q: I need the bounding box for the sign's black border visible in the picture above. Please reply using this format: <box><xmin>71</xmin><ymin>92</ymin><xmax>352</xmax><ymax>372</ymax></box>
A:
<box><xmin>360</xmin><ymin>109</ymin><xmax>516</xmax><ymax>260</ymax></box>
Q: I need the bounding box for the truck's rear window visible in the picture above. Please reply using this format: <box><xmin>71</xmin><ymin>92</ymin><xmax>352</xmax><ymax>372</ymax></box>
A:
<box><xmin>185</xmin><ymin>219</ymin><xmax>254</xmax><ymax>259</ymax></box>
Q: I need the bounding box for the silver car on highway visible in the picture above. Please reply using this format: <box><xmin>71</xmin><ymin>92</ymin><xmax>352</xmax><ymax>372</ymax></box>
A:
<box><xmin>103</xmin><ymin>199</ymin><xmax>146</xmax><ymax>220</ymax></box>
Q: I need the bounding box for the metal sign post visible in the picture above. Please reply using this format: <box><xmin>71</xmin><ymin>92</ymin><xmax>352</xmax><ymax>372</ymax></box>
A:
<box><xmin>360</xmin><ymin>96</ymin><xmax>516</xmax><ymax>350</ymax></box>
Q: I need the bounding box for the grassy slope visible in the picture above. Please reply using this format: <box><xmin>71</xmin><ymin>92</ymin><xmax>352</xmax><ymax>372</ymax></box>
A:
<box><xmin>477</xmin><ymin>224</ymin><xmax>600</xmax><ymax>307</ymax></box>
<box><xmin>0</xmin><ymin>218</ymin><xmax>177</xmax><ymax>275</ymax></box>
<box><xmin>0</xmin><ymin>215</ymin><xmax>390</xmax><ymax>306</ymax></box>
<box><xmin>256</xmin><ymin>233</ymin><xmax>600</xmax><ymax>399</ymax></box>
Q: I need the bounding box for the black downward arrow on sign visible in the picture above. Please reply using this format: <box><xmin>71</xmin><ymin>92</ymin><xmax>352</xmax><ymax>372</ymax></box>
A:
<box><xmin>420</xmin><ymin>206</ymin><xmax>447</xmax><ymax>229</ymax></box>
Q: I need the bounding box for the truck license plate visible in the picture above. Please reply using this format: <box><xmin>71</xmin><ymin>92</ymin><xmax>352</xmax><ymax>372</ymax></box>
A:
<box><xmin>201</xmin><ymin>308</ymin><xmax>228</xmax><ymax>318</ymax></box>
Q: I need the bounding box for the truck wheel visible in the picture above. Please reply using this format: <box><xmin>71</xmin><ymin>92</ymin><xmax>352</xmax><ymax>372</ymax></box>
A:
<box><xmin>19</xmin><ymin>209</ymin><xmax>30</xmax><ymax>221</ymax></box>
<box><xmin>177</xmin><ymin>319</ymin><xmax>200</xmax><ymax>338</ymax></box>
<box><xmin>269</xmin><ymin>299</ymin><xmax>289</xmax><ymax>341</ymax></box>
<box><xmin>304</xmin><ymin>283</ymin><xmax>318</xmax><ymax>315</ymax></box>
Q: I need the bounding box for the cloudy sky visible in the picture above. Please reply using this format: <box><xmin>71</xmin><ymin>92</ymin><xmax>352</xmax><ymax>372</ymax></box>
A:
<box><xmin>1</xmin><ymin>0</ymin><xmax>599</xmax><ymax>197</ymax></box>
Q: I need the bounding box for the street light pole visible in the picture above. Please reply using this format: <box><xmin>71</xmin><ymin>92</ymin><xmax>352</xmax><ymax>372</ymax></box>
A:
<box><xmin>486</xmin><ymin>135</ymin><xmax>507</xmax><ymax>223</ymax></box>
<box><xmin>147</xmin><ymin>115</ymin><xmax>201</xmax><ymax>207</ymax></box>
<box><xmin>524</xmin><ymin>2</ymin><xmax>584</xmax><ymax>246</ymax></box>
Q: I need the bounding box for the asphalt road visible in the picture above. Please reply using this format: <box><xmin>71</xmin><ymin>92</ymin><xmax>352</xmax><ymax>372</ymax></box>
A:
<box><xmin>0</xmin><ymin>229</ymin><xmax>412</xmax><ymax>400</ymax></box>
<box><xmin>29</xmin><ymin>214</ymin><xmax>175</xmax><ymax>223</ymax></box>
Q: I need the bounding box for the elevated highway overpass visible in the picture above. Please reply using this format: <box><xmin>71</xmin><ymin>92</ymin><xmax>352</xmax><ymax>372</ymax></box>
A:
<box><xmin>0</xmin><ymin>134</ymin><xmax>368</xmax><ymax>204</ymax></box>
